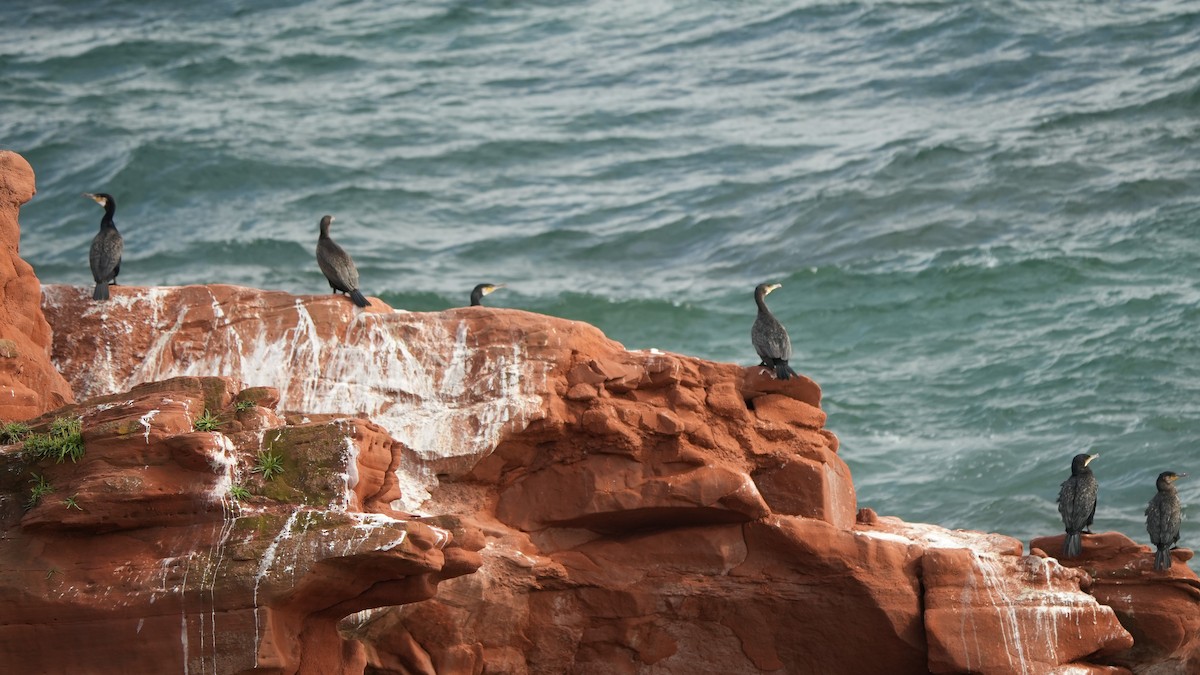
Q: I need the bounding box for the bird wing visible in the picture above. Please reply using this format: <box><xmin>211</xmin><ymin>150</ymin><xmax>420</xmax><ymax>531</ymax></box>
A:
<box><xmin>752</xmin><ymin>315</ymin><xmax>792</xmax><ymax>361</ymax></box>
<box><xmin>89</xmin><ymin>230</ymin><xmax>123</xmax><ymax>282</ymax></box>
<box><xmin>1145</xmin><ymin>494</ymin><xmax>1182</xmax><ymax>546</ymax></box>
<box><xmin>317</xmin><ymin>240</ymin><xmax>360</xmax><ymax>292</ymax></box>
<box><xmin>1057</xmin><ymin>476</ymin><xmax>1095</xmax><ymax>530</ymax></box>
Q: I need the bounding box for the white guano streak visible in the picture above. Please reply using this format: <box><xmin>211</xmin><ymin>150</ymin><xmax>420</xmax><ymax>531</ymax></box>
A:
<box><xmin>71</xmin><ymin>290</ymin><xmax>546</xmax><ymax>513</ymax></box>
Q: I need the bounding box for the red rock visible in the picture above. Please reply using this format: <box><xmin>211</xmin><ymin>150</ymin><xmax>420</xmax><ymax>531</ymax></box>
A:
<box><xmin>565</xmin><ymin>382</ymin><xmax>598</xmax><ymax>401</ymax></box>
<box><xmin>1031</xmin><ymin>531</ymin><xmax>1200</xmax><ymax>672</ymax></box>
<box><xmin>741</xmin><ymin>365</ymin><xmax>822</xmax><ymax>408</ymax></box>
<box><xmin>0</xmin><ymin>151</ymin><xmax>74</xmax><ymax>420</ymax></box>
<box><xmin>751</xmin><ymin>392</ymin><xmax>827</xmax><ymax>429</ymax></box>
<box><xmin>0</xmin><ymin>376</ymin><xmax>479</xmax><ymax>674</ymax></box>
<box><xmin>35</xmin><ymin>270</ymin><xmax>1167</xmax><ymax>673</ymax></box>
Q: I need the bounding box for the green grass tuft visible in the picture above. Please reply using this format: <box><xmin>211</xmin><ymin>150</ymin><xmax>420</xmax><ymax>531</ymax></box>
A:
<box><xmin>193</xmin><ymin>409</ymin><xmax>222</xmax><ymax>432</ymax></box>
<box><xmin>252</xmin><ymin>449</ymin><xmax>285</xmax><ymax>481</ymax></box>
<box><xmin>26</xmin><ymin>473</ymin><xmax>53</xmax><ymax>509</ymax></box>
<box><xmin>1</xmin><ymin>421</ymin><xmax>30</xmax><ymax>444</ymax></box>
<box><xmin>23</xmin><ymin>417</ymin><xmax>84</xmax><ymax>463</ymax></box>
<box><xmin>62</xmin><ymin>494</ymin><xmax>82</xmax><ymax>511</ymax></box>
<box><xmin>229</xmin><ymin>484</ymin><xmax>252</xmax><ymax>501</ymax></box>
<box><xmin>234</xmin><ymin>399</ymin><xmax>255</xmax><ymax>413</ymax></box>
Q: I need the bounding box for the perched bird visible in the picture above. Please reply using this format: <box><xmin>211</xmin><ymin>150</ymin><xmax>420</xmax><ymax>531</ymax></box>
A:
<box><xmin>751</xmin><ymin>282</ymin><xmax>797</xmax><ymax>380</ymax></box>
<box><xmin>1057</xmin><ymin>452</ymin><xmax>1099</xmax><ymax>559</ymax></box>
<box><xmin>1145</xmin><ymin>471</ymin><xmax>1187</xmax><ymax>571</ymax></box>
<box><xmin>315</xmin><ymin>215</ymin><xmax>369</xmax><ymax>307</ymax></box>
<box><xmin>470</xmin><ymin>283</ymin><xmax>505</xmax><ymax>306</ymax></box>
<box><xmin>84</xmin><ymin>193</ymin><xmax>123</xmax><ymax>301</ymax></box>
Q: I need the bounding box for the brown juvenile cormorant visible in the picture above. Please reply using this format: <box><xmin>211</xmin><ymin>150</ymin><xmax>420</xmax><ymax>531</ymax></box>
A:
<box><xmin>315</xmin><ymin>215</ymin><xmax>369</xmax><ymax>307</ymax></box>
<box><xmin>751</xmin><ymin>282</ymin><xmax>797</xmax><ymax>380</ymax></box>
<box><xmin>84</xmin><ymin>193</ymin><xmax>123</xmax><ymax>301</ymax></box>
<box><xmin>1057</xmin><ymin>452</ymin><xmax>1099</xmax><ymax>559</ymax></box>
<box><xmin>1145</xmin><ymin>470</ymin><xmax>1187</xmax><ymax>571</ymax></box>
<box><xmin>470</xmin><ymin>283</ymin><xmax>504</xmax><ymax>306</ymax></box>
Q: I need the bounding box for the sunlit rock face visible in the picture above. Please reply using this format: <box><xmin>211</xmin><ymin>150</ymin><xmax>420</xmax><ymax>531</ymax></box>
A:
<box><xmin>39</xmin><ymin>280</ymin><xmax>1141</xmax><ymax>673</ymax></box>
<box><xmin>0</xmin><ymin>151</ymin><xmax>73</xmax><ymax>420</ymax></box>
<box><xmin>42</xmin><ymin>284</ymin><xmax>548</xmax><ymax>513</ymax></box>
<box><xmin>0</xmin><ymin>376</ymin><xmax>479</xmax><ymax>674</ymax></box>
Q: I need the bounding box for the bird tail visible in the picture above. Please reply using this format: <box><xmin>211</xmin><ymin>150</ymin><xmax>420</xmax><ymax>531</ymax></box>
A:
<box><xmin>1063</xmin><ymin>532</ymin><xmax>1081</xmax><ymax>558</ymax></box>
<box><xmin>773</xmin><ymin>360</ymin><xmax>794</xmax><ymax>381</ymax></box>
<box><xmin>93</xmin><ymin>281</ymin><xmax>109</xmax><ymax>301</ymax></box>
<box><xmin>1155</xmin><ymin>546</ymin><xmax>1172</xmax><ymax>571</ymax></box>
<box><xmin>349</xmin><ymin>289</ymin><xmax>370</xmax><ymax>308</ymax></box>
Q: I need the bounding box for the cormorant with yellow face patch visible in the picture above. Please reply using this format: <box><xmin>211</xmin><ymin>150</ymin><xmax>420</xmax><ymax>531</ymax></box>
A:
<box><xmin>470</xmin><ymin>283</ymin><xmax>504</xmax><ymax>306</ymax></box>
<box><xmin>751</xmin><ymin>282</ymin><xmax>797</xmax><ymax>380</ymax></box>
<box><xmin>84</xmin><ymin>193</ymin><xmax>123</xmax><ymax>301</ymax></box>
<box><xmin>1146</xmin><ymin>471</ymin><xmax>1187</xmax><ymax>571</ymax></box>
<box><xmin>1057</xmin><ymin>453</ymin><xmax>1099</xmax><ymax>558</ymax></box>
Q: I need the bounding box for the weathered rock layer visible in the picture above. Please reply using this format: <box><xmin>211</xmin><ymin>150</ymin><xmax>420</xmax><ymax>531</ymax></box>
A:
<box><xmin>0</xmin><ymin>151</ymin><xmax>73</xmax><ymax>420</ymax></box>
<box><xmin>40</xmin><ymin>283</ymin><xmax>1138</xmax><ymax>674</ymax></box>
<box><xmin>0</xmin><ymin>376</ymin><xmax>479</xmax><ymax>674</ymax></box>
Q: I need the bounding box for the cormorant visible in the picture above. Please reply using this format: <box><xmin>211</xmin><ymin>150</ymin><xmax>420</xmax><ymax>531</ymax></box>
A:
<box><xmin>84</xmin><ymin>193</ymin><xmax>123</xmax><ymax>301</ymax></box>
<box><xmin>751</xmin><ymin>282</ymin><xmax>797</xmax><ymax>380</ymax></box>
<box><xmin>470</xmin><ymin>283</ymin><xmax>504</xmax><ymax>306</ymax></box>
<box><xmin>1145</xmin><ymin>471</ymin><xmax>1187</xmax><ymax>571</ymax></box>
<box><xmin>1057</xmin><ymin>452</ymin><xmax>1099</xmax><ymax>559</ymax></box>
<box><xmin>315</xmin><ymin>215</ymin><xmax>369</xmax><ymax>307</ymax></box>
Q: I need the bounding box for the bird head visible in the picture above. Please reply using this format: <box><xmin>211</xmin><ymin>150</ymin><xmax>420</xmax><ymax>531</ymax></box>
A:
<box><xmin>755</xmin><ymin>283</ymin><xmax>782</xmax><ymax>299</ymax></box>
<box><xmin>83</xmin><ymin>193</ymin><xmax>114</xmax><ymax>208</ymax></box>
<box><xmin>1070</xmin><ymin>453</ymin><xmax>1098</xmax><ymax>473</ymax></box>
<box><xmin>470</xmin><ymin>283</ymin><xmax>506</xmax><ymax>306</ymax></box>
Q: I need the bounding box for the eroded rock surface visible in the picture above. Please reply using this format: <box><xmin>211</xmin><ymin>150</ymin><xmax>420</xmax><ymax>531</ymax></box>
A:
<box><xmin>0</xmin><ymin>376</ymin><xmax>479</xmax><ymax>674</ymax></box>
<box><xmin>41</xmin><ymin>282</ymin><xmax>1143</xmax><ymax>674</ymax></box>
<box><xmin>1032</xmin><ymin>532</ymin><xmax>1200</xmax><ymax>673</ymax></box>
<box><xmin>0</xmin><ymin>151</ymin><xmax>73</xmax><ymax>419</ymax></box>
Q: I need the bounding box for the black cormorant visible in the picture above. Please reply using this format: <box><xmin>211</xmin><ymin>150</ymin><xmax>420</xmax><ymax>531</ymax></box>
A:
<box><xmin>470</xmin><ymin>283</ymin><xmax>504</xmax><ymax>306</ymax></box>
<box><xmin>315</xmin><ymin>215</ymin><xmax>369</xmax><ymax>308</ymax></box>
<box><xmin>84</xmin><ymin>193</ymin><xmax>123</xmax><ymax>301</ymax></box>
<box><xmin>1057</xmin><ymin>452</ymin><xmax>1099</xmax><ymax>559</ymax></box>
<box><xmin>1145</xmin><ymin>470</ymin><xmax>1187</xmax><ymax>571</ymax></box>
<box><xmin>751</xmin><ymin>282</ymin><xmax>797</xmax><ymax>380</ymax></box>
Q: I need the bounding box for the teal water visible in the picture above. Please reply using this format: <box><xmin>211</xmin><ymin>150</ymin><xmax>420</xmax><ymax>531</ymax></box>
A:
<box><xmin>4</xmin><ymin>1</ymin><xmax>1200</xmax><ymax>544</ymax></box>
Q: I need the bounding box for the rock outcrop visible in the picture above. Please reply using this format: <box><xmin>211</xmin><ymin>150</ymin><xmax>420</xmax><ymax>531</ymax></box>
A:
<box><xmin>1032</xmin><ymin>532</ymin><xmax>1200</xmax><ymax>673</ymax></box>
<box><xmin>0</xmin><ymin>149</ymin><xmax>1194</xmax><ymax>673</ymax></box>
<box><xmin>0</xmin><ymin>375</ymin><xmax>480</xmax><ymax>674</ymax></box>
<box><xmin>0</xmin><ymin>151</ymin><xmax>73</xmax><ymax>420</ymax></box>
<box><xmin>40</xmin><ymin>284</ymin><xmax>1138</xmax><ymax>673</ymax></box>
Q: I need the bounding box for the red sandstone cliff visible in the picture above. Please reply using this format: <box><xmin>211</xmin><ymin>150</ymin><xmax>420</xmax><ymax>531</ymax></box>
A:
<box><xmin>1</xmin><ymin>375</ymin><xmax>480</xmax><ymax>673</ymax></box>
<box><xmin>1</xmin><ymin>151</ymin><xmax>1197</xmax><ymax>673</ymax></box>
<box><xmin>0</xmin><ymin>151</ymin><xmax>73</xmax><ymax>419</ymax></box>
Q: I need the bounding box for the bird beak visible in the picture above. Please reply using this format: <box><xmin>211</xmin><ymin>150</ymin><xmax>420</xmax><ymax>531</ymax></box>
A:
<box><xmin>83</xmin><ymin>193</ymin><xmax>101</xmax><ymax>204</ymax></box>
<box><xmin>1085</xmin><ymin>454</ymin><xmax>1099</xmax><ymax>465</ymax></box>
<box><xmin>767</xmin><ymin>283</ymin><xmax>782</xmax><ymax>294</ymax></box>
<box><xmin>1175</xmin><ymin>473</ymin><xmax>1189</xmax><ymax>481</ymax></box>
